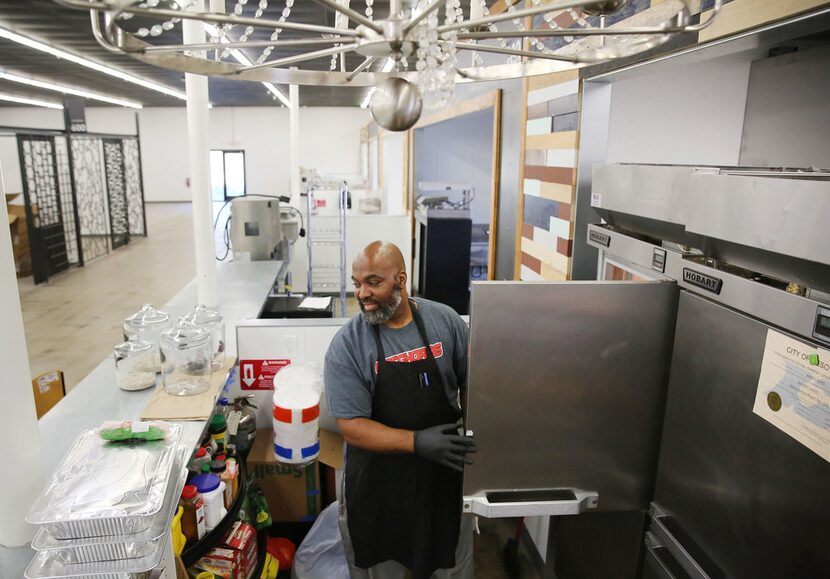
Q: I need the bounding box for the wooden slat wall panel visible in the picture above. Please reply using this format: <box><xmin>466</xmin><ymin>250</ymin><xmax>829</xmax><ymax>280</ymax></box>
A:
<box><xmin>517</xmin><ymin>70</ymin><xmax>580</xmax><ymax>281</ymax></box>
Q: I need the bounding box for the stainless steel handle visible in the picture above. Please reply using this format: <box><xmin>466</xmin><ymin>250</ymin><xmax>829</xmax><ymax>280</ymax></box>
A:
<box><xmin>644</xmin><ymin>534</ymin><xmax>680</xmax><ymax>579</ymax></box>
<box><xmin>462</xmin><ymin>489</ymin><xmax>598</xmax><ymax>518</ymax></box>
<box><xmin>650</xmin><ymin>513</ymin><xmax>711</xmax><ymax>579</ymax></box>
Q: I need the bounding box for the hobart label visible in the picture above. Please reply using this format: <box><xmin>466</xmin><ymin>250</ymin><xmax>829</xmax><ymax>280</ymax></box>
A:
<box><xmin>589</xmin><ymin>230</ymin><xmax>611</xmax><ymax>247</ymax></box>
<box><xmin>683</xmin><ymin>268</ymin><xmax>722</xmax><ymax>294</ymax></box>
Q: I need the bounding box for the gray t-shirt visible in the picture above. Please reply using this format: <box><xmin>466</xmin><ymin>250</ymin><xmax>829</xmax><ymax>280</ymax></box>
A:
<box><xmin>324</xmin><ymin>297</ymin><xmax>468</xmax><ymax>419</ymax></box>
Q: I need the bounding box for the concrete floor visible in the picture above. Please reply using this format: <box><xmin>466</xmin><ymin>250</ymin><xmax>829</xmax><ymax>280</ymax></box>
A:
<box><xmin>15</xmin><ymin>202</ymin><xmax>542</xmax><ymax>578</ymax></box>
<box><xmin>17</xmin><ymin>202</ymin><xmax>197</xmax><ymax>392</ymax></box>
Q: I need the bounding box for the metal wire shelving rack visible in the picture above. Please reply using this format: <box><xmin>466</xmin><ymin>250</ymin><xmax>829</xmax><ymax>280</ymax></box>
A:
<box><xmin>306</xmin><ymin>182</ymin><xmax>348</xmax><ymax>317</ymax></box>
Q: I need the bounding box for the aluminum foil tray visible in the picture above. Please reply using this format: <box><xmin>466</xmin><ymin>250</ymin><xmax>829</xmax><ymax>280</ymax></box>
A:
<box><xmin>31</xmin><ymin>462</ymin><xmax>187</xmax><ymax>565</ymax></box>
<box><xmin>27</xmin><ymin>422</ymin><xmax>183</xmax><ymax>539</ymax></box>
<box><xmin>24</xmin><ymin>548</ymin><xmax>159</xmax><ymax>579</ymax></box>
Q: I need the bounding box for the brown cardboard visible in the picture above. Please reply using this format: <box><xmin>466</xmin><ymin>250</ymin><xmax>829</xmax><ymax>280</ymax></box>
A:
<box><xmin>31</xmin><ymin>370</ymin><xmax>65</xmax><ymax>419</ymax></box>
<box><xmin>247</xmin><ymin>430</ymin><xmax>321</xmax><ymax>522</ymax></box>
<box><xmin>318</xmin><ymin>428</ymin><xmax>344</xmax><ymax>470</ymax></box>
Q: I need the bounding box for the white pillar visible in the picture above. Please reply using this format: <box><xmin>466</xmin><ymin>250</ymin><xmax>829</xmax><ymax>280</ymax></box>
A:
<box><xmin>184</xmin><ymin>3</ymin><xmax>218</xmax><ymax>307</ymax></box>
<box><xmin>289</xmin><ymin>77</ymin><xmax>300</xmax><ymax>202</ymax></box>
<box><xmin>0</xmin><ymin>166</ymin><xmax>43</xmax><ymax>546</ymax></box>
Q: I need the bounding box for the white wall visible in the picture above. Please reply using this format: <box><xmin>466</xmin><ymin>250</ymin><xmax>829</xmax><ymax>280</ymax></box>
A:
<box><xmin>605</xmin><ymin>51</ymin><xmax>759</xmax><ymax>166</ymax></box>
<box><xmin>740</xmin><ymin>44</ymin><xmax>830</xmax><ymax>167</ymax></box>
<box><xmin>0</xmin><ymin>108</ymin><xmax>63</xmax><ymax>130</ymax></box>
<box><xmin>139</xmin><ymin>106</ymin><xmax>369</xmax><ymax>202</ymax></box>
<box><xmin>0</xmin><ymin>105</ymin><xmax>369</xmax><ymax>203</ymax></box>
<box><xmin>380</xmin><ymin>131</ymin><xmax>404</xmax><ymax>215</ymax></box>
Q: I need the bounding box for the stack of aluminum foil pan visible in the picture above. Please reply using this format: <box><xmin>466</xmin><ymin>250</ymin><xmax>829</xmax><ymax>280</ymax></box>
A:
<box><xmin>25</xmin><ymin>423</ymin><xmax>186</xmax><ymax>579</ymax></box>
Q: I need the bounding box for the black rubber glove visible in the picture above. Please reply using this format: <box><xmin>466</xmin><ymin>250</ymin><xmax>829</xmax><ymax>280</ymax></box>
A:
<box><xmin>414</xmin><ymin>421</ymin><xmax>477</xmax><ymax>472</ymax></box>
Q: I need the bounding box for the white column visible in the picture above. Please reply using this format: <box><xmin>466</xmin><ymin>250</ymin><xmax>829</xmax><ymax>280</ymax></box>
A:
<box><xmin>289</xmin><ymin>77</ymin><xmax>300</xmax><ymax>202</ymax></box>
<box><xmin>0</xmin><ymin>167</ymin><xmax>43</xmax><ymax>546</ymax></box>
<box><xmin>184</xmin><ymin>2</ymin><xmax>218</xmax><ymax>307</ymax></box>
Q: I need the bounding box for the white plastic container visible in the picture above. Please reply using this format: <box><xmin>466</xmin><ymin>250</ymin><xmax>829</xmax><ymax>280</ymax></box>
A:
<box><xmin>190</xmin><ymin>473</ymin><xmax>226</xmax><ymax>531</ymax></box>
<box><xmin>272</xmin><ymin>365</ymin><xmax>323</xmax><ymax>464</ymax></box>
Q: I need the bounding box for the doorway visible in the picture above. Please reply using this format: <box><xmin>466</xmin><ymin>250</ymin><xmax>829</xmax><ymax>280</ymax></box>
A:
<box><xmin>210</xmin><ymin>149</ymin><xmax>247</xmax><ymax>201</ymax></box>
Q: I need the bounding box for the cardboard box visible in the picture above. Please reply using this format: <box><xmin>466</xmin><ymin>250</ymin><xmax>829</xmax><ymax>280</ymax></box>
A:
<box><xmin>31</xmin><ymin>370</ymin><xmax>65</xmax><ymax>419</ymax></box>
<box><xmin>247</xmin><ymin>430</ymin><xmax>321</xmax><ymax>522</ymax></box>
<box><xmin>318</xmin><ymin>428</ymin><xmax>345</xmax><ymax>470</ymax></box>
<box><xmin>195</xmin><ymin>521</ymin><xmax>258</xmax><ymax>579</ymax></box>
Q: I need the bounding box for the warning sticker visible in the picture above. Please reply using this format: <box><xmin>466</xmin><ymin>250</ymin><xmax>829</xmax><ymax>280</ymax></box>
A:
<box><xmin>239</xmin><ymin>359</ymin><xmax>292</xmax><ymax>390</ymax></box>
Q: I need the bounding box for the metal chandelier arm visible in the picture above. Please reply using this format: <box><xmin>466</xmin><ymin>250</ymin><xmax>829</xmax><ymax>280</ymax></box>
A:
<box><xmin>455</xmin><ymin>0</ymin><xmax>718</xmax><ymax>40</ymax></box>
<box><xmin>437</xmin><ymin>0</ymin><xmax>603</xmax><ymax>34</ymax></box>
<box><xmin>347</xmin><ymin>56</ymin><xmax>379</xmax><ymax>81</ymax></box>
<box><xmin>403</xmin><ymin>0</ymin><xmax>449</xmax><ymax>34</ymax></box>
<box><xmin>236</xmin><ymin>44</ymin><xmax>359</xmax><ymax>72</ymax></box>
<box><xmin>683</xmin><ymin>0</ymin><xmax>723</xmax><ymax>32</ymax></box>
<box><xmin>452</xmin><ymin>41</ymin><xmax>579</xmax><ymax>62</ymax></box>
<box><xmin>55</xmin><ymin>0</ymin><xmax>364</xmax><ymax>37</ymax></box>
<box><xmin>311</xmin><ymin>0</ymin><xmax>385</xmax><ymax>33</ymax></box>
<box><xmin>142</xmin><ymin>38</ymin><xmax>352</xmax><ymax>54</ymax></box>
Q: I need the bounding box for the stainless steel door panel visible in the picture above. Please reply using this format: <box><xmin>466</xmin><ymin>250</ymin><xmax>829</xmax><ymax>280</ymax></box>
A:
<box><xmin>463</xmin><ymin>281</ymin><xmax>679</xmax><ymax>512</ymax></box>
<box><xmin>654</xmin><ymin>292</ymin><xmax>830</xmax><ymax>579</ymax></box>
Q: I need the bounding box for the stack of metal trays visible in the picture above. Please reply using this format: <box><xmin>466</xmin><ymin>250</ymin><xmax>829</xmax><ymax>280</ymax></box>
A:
<box><xmin>25</xmin><ymin>423</ymin><xmax>186</xmax><ymax>579</ymax></box>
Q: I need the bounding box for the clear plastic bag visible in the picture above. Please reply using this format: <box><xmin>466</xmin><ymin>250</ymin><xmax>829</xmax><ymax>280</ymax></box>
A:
<box><xmin>291</xmin><ymin>502</ymin><xmax>349</xmax><ymax>579</ymax></box>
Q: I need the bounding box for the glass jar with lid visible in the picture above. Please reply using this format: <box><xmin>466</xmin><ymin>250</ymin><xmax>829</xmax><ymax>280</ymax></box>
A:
<box><xmin>113</xmin><ymin>336</ymin><xmax>157</xmax><ymax>391</ymax></box>
<box><xmin>179</xmin><ymin>305</ymin><xmax>226</xmax><ymax>371</ymax></box>
<box><xmin>160</xmin><ymin>325</ymin><xmax>212</xmax><ymax>396</ymax></box>
<box><xmin>123</xmin><ymin>304</ymin><xmax>172</xmax><ymax>373</ymax></box>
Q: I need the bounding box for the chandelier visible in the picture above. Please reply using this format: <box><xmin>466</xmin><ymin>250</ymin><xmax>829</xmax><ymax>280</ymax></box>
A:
<box><xmin>54</xmin><ymin>0</ymin><xmax>722</xmax><ymax>130</ymax></box>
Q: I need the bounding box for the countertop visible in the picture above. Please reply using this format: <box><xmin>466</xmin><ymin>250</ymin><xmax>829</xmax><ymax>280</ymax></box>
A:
<box><xmin>0</xmin><ymin>260</ymin><xmax>281</xmax><ymax>576</ymax></box>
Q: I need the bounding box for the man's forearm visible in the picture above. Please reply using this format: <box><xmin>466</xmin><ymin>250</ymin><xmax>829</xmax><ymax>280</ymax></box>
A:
<box><xmin>337</xmin><ymin>417</ymin><xmax>415</xmax><ymax>453</ymax></box>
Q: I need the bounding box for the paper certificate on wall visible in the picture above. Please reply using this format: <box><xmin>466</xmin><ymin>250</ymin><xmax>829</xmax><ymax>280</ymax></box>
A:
<box><xmin>753</xmin><ymin>329</ymin><xmax>830</xmax><ymax>463</ymax></box>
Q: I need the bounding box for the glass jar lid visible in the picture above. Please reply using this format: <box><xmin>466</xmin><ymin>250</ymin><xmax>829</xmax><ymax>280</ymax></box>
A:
<box><xmin>125</xmin><ymin>304</ymin><xmax>171</xmax><ymax>329</ymax></box>
<box><xmin>114</xmin><ymin>335</ymin><xmax>153</xmax><ymax>357</ymax></box>
<box><xmin>160</xmin><ymin>325</ymin><xmax>210</xmax><ymax>350</ymax></box>
<box><xmin>180</xmin><ymin>304</ymin><xmax>223</xmax><ymax>328</ymax></box>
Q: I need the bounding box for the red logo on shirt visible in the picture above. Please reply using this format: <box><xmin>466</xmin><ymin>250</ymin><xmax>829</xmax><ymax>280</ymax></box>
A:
<box><xmin>374</xmin><ymin>342</ymin><xmax>444</xmax><ymax>373</ymax></box>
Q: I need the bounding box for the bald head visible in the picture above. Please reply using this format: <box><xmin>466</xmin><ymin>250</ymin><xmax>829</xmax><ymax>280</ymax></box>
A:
<box><xmin>355</xmin><ymin>240</ymin><xmax>406</xmax><ymax>273</ymax></box>
<box><xmin>352</xmin><ymin>241</ymin><xmax>409</xmax><ymax>324</ymax></box>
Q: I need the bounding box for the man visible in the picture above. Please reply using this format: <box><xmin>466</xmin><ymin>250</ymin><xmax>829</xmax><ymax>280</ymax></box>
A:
<box><xmin>324</xmin><ymin>240</ymin><xmax>477</xmax><ymax>579</ymax></box>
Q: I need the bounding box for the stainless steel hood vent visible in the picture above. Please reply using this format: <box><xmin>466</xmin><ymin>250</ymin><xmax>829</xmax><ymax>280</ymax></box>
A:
<box><xmin>590</xmin><ymin>163</ymin><xmax>830</xmax><ymax>291</ymax></box>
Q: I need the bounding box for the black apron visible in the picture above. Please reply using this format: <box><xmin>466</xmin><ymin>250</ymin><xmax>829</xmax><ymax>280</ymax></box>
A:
<box><xmin>345</xmin><ymin>302</ymin><xmax>463</xmax><ymax>579</ymax></box>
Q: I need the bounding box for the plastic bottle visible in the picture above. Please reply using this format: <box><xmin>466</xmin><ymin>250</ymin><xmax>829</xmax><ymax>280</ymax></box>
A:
<box><xmin>190</xmin><ymin>473</ymin><xmax>227</xmax><ymax>531</ymax></box>
<box><xmin>220</xmin><ymin>462</ymin><xmax>236</xmax><ymax>509</ymax></box>
<box><xmin>209</xmin><ymin>414</ymin><xmax>227</xmax><ymax>452</ymax></box>
<box><xmin>226</xmin><ymin>458</ymin><xmax>239</xmax><ymax>501</ymax></box>
<box><xmin>189</xmin><ymin>447</ymin><xmax>210</xmax><ymax>473</ymax></box>
<box><xmin>217</xmin><ymin>397</ymin><xmax>230</xmax><ymax>417</ymax></box>
<box><xmin>179</xmin><ymin>484</ymin><xmax>207</xmax><ymax>544</ymax></box>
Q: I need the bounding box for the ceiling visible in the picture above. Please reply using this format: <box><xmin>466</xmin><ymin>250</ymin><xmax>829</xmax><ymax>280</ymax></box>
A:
<box><xmin>0</xmin><ymin>0</ymin><xmax>411</xmax><ymax>108</ymax></box>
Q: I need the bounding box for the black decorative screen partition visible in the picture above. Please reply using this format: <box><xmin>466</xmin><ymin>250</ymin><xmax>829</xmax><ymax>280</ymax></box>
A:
<box><xmin>103</xmin><ymin>139</ymin><xmax>129</xmax><ymax>249</ymax></box>
<box><xmin>123</xmin><ymin>139</ymin><xmax>146</xmax><ymax>236</ymax></box>
<box><xmin>18</xmin><ymin>135</ymin><xmax>70</xmax><ymax>284</ymax></box>
<box><xmin>54</xmin><ymin>136</ymin><xmax>82</xmax><ymax>266</ymax></box>
<box><xmin>16</xmin><ymin>132</ymin><xmax>147</xmax><ymax>284</ymax></box>
<box><xmin>70</xmin><ymin>136</ymin><xmax>111</xmax><ymax>263</ymax></box>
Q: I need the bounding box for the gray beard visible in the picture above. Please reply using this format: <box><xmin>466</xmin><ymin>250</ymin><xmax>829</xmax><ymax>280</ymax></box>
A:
<box><xmin>360</xmin><ymin>286</ymin><xmax>403</xmax><ymax>325</ymax></box>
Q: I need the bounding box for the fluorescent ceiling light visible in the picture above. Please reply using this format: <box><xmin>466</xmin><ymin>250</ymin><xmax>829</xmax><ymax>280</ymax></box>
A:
<box><xmin>0</xmin><ymin>72</ymin><xmax>143</xmax><ymax>109</ymax></box>
<box><xmin>0</xmin><ymin>26</ymin><xmax>186</xmax><ymax>101</ymax></box>
<box><xmin>361</xmin><ymin>58</ymin><xmax>395</xmax><ymax>109</ymax></box>
<box><xmin>0</xmin><ymin>92</ymin><xmax>63</xmax><ymax>110</ymax></box>
<box><xmin>203</xmin><ymin>23</ymin><xmax>292</xmax><ymax>108</ymax></box>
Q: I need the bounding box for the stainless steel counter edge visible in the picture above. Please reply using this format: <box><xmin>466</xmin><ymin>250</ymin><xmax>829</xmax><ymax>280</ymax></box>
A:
<box><xmin>0</xmin><ymin>261</ymin><xmax>283</xmax><ymax>576</ymax></box>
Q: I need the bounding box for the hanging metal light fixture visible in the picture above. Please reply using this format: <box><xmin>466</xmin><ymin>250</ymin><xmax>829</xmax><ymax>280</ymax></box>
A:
<box><xmin>53</xmin><ymin>0</ymin><xmax>722</xmax><ymax>130</ymax></box>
